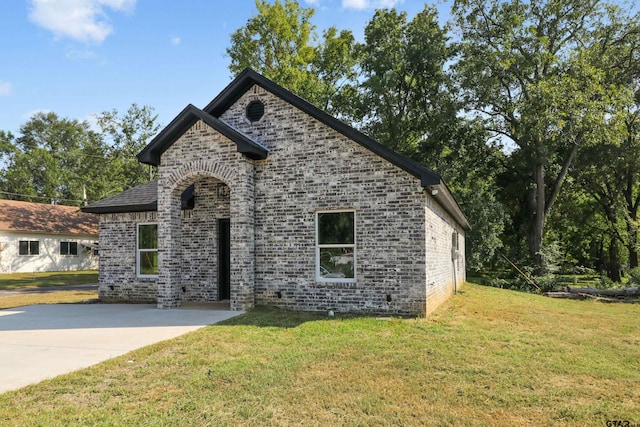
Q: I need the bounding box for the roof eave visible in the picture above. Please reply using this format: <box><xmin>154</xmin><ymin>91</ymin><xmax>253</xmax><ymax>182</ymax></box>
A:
<box><xmin>81</xmin><ymin>202</ymin><xmax>158</xmax><ymax>214</ymax></box>
<box><xmin>137</xmin><ymin>104</ymin><xmax>268</xmax><ymax>166</ymax></box>
<box><xmin>427</xmin><ymin>184</ymin><xmax>471</xmax><ymax>231</ymax></box>
<box><xmin>204</xmin><ymin>69</ymin><xmax>445</xmax><ymax>187</ymax></box>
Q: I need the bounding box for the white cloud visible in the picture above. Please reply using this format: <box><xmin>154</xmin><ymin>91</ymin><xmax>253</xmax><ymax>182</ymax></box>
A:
<box><xmin>23</xmin><ymin>109</ymin><xmax>52</xmax><ymax>120</ymax></box>
<box><xmin>0</xmin><ymin>81</ymin><xmax>12</xmax><ymax>96</ymax></box>
<box><xmin>66</xmin><ymin>47</ymin><xmax>98</xmax><ymax>60</ymax></box>
<box><xmin>171</xmin><ymin>36</ymin><xmax>181</xmax><ymax>46</ymax></box>
<box><xmin>28</xmin><ymin>0</ymin><xmax>136</xmax><ymax>43</ymax></box>
<box><xmin>342</xmin><ymin>0</ymin><xmax>402</xmax><ymax>10</ymax></box>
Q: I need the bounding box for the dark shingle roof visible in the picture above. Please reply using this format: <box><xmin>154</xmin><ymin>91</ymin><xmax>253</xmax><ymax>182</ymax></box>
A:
<box><xmin>204</xmin><ymin>68</ymin><xmax>470</xmax><ymax>230</ymax></box>
<box><xmin>0</xmin><ymin>200</ymin><xmax>98</xmax><ymax>235</ymax></box>
<box><xmin>94</xmin><ymin>69</ymin><xmax>470</xmax><ymax>230</ymax></box>
<box><xmin>81</xmin><ymin>180</ymin><xmax>158</xmax><ymax>214</ymax></box>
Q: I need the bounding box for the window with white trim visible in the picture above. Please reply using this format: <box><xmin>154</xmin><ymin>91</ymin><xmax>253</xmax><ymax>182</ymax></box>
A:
<box><xmin>19</xmin><ymin>240</ymin><xmax>39</xmax><ymax>256</ymax></box>
<box><xmin>60</xmin><ymin>241</ymin><xmax>78</xmax><ymax>256</ymax></box>
<box><xmin>137</xmin><ymin>223</ymin><xmax>158</xmax><ymax>277</ymax></box>
<box><xmin>316</xmin><ymin>211</ymin><xmax>356</xmax><ymax>282</ymax></box>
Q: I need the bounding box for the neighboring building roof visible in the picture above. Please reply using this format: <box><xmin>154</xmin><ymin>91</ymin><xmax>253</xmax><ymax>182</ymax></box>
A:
<box><xmin>82</xmin><ymin>180</ymin><xmax>158</xmax><ymax>214</ymax></box>
<box><xmin>137</xmin><ymin>104</ymin><xmax>269</xmax><ymax>166</ymax></box>
<box><xmin>0</xmin><ymin>199</ymin><xmax>98</xmax><ymax>235</ymax></box>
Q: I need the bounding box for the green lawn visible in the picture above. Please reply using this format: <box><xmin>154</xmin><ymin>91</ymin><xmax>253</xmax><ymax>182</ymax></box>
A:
<box><xmin>1</xmin><ymin>283</ymin><xmax>638</xmax><ymax>426</ymax></box>
<box><xmin>0</xmin><ymin>290</ymin><xmax>98</xmax><ymax>309</ymax></box>
<box><xmin>0</xmin><ymin>270</ymin><xmax>98</xmax><ymax>290</ymax></box>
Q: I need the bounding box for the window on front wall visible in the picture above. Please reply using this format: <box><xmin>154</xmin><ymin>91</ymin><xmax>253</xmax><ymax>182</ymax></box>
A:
<box><xmin>19</xmin><ymin>240</ymin><xmax>39</xmax><ymax>256</ymax></box>
<box><xmin>137</xmin><ymin>223</ymin><xmax>158</xmax><ymax>277</ymax></box>
<box><xmin>316</xmin><ymin>211</ymin><xmax>356</xmax><ymax>282</ymax></box>
<box><xmin>60</xmin><ymin>241</ymin><xmax>78</xmax><ymax>256</ymax></box>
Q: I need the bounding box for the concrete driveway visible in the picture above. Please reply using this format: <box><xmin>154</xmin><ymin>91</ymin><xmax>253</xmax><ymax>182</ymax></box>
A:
<box><xmin>0</xmin><ymin>304</ymin><xmax>241</xmax><ymax>393</ymax></box>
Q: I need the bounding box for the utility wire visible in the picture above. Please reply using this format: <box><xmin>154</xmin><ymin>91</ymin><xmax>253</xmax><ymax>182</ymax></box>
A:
<box><xmin>0</xmin><ymin>190</ymin><xmax>84</xmax><ymax>205</ymax></box>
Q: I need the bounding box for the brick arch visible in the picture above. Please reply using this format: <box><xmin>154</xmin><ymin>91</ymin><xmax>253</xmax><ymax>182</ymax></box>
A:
<box><xmin>165</xmin><ymin>160</ymin><xmax>236</xmax><ymax>194</ymax></box>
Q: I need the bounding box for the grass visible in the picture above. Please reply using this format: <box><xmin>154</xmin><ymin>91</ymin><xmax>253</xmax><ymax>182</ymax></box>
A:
<box><xmin>1</xmin><ymin>283</ymin><xmax>639</xmax><ymax>426</ymax></box>
<box><xmin>0</xmin><ymin>290</ymin><xmax>98</xmax><ymax>309</ymax></box>
<box><xmin>0</xmin><ymin>270</ymin><xmax>98</xmax><ymax>290</ymax></box>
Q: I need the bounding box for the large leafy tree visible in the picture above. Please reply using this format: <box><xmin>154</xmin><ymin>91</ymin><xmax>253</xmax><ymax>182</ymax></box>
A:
<box><xmin>0</xmin><ymin>104</ymin><xmax>161</xmax><ymax>205</ymax></box>
<box><xmin>0</xmin><ymin>112</ymin><xmax>106</xmax><ymax>204</ymax></box>
<box><xmin>95</xmin><ymin>103</ymin><xmax>161</xmax><ymax>195</ymax></box>
<box><xmin>452</xmin><ymin>0</ymin><xmax>634</xmax><ymax>270</ymax></box>
<box><xmin>356</xmin><ymin>6</ymin><xmax>455</xmax><ymax>156</ymax></box>
<box><xmin>226</xmin><ymin>0</ymin><xmax>358</xmax><ymax>114</ymax></box>
<box><xmin>354</xmin><ymin>6</ymin><xmax>507</xmax><ymax>271</ymax></box>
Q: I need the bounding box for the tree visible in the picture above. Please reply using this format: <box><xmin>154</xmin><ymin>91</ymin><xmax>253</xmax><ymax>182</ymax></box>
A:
<box><xmin>0</xmin><ymin>112</ymin><xmax>105</xmax><ymax>204</ymax></box>
<box><xmin>226</xmin><ymin>0</ymin><xmax>358</xmax><ymax>112</ymax></box>
<box><xmin>95</xmin><ymin>103</ymin><xmax>161</xmax><ymax>195</ymax></box>
<box><xmin>356</xmin><ymin>6</ymin><xmax>455</xmax><ymax>156</ymax></box>
<box><xmin>452</xmin><ymin>0</ymin><xmax>634</xmax><ymax>271</ymax></box>
<box><xmin>353</xmin><ymin>6</ymin><xmax>508</xmax><ymax>271</ymax></box>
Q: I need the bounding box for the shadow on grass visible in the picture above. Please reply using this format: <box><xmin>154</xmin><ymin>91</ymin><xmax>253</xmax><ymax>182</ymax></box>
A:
<box><xmin>0</xmin><ymin>272</ymin><xmax>98</xmax><ymax>290</ymax></box>
<box><xmin>215</xmin><ymin>305</ymin><xmax>403</xmax><ymax>329</ymax></box>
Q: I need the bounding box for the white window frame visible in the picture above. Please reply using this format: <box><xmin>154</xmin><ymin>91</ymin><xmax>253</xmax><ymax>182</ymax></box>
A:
<box><xmin>315</xmin><ymin>209</ymin><xmax>356</xmax><ymax>283</ymax></box>
<box><xmin>137</xmin><ymin>223</ymin><xmax>158</xmax><ymax>278</ymax></box>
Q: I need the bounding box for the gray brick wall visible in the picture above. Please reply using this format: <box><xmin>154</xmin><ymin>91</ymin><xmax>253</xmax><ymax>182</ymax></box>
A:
<box><xmin>98</xmin><ymin>83</ymin><xmax>466</xmax><ymax>315</ymax></box>
<box><xmin>98</xmin><ymin>211</ymin><xmax>157</xmax><ymax>302</ymax></box>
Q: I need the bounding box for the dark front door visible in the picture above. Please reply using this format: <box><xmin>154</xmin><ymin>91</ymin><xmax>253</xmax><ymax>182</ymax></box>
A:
<box><xmin>218</xmin><ymin>219</ymin><xmax>231</xmax><ymax>300</ymax></box>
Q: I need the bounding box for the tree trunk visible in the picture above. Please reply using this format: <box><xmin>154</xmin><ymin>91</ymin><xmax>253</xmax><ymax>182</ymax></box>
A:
<box><xmin>624</xmin><ymin>174</ymin><xmax>639</xmax><ymax>269</ymax></box>
<box><xmin>608</xmin><ymin>238</ymin><xmax>622</xmax><ymax>282</ymax></box>
<box><xmin>595</xmin><ymin>240</ymin><xmax>605</xmax><ymax>272</ymax></box>
<box><xmin>529</xmin><ymin>161</ymin><xmax>546</xmax><ymax>273</ymax></box>
<box><xmin>628</xmin><ymin>224</ymin><xmax>638</xmax><ymax>269</ymax></box>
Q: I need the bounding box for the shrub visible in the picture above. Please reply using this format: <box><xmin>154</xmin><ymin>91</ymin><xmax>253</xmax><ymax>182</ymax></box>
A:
<box><xmin>534</xmin><ymin>275</ymin><xmax>558</xmax><ymax>293</ymax></box>
<box><xmin>628</xmin><ymin>267</ymin><xmax>640</xmax><ymax>286</ymax></box>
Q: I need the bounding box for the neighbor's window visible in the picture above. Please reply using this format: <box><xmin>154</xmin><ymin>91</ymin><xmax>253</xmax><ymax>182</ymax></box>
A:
<box><xmin>137</xmin><ymin>223</ymin><xmax>158</xmax><ymax>277</ymax></box>
<box><xmin>316</xmin><ymin>211</ymin><xmax>355</xmax><ymax>282</ymax></box>
<box><xmin>60</xmin><ymin>241</ymin><xmax>78</xmax><ymax>256</ymax></box>
<box><xmin>19</xmin><ymin>240</ymin><xmax>39</xmax><ymax>256</ymax></box>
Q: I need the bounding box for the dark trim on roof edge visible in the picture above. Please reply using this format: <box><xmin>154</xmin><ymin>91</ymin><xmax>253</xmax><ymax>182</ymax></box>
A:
<box><xmin>428</xmin><ymin>184</ymin><xmax>471</xmax><ymax>231</ymax></box>
<box><xmin>204</xmin><ymin>68</ymin><xmax>469</xmax><ymax>231</ymax></box>
<box><xmin>204</xmin><ymin>69</ymin><xmax>442</xmax><ymax>188</ymax></box>
<box><xmin>81</xmin><ymin>202</ymin><xmax>158</xmax><ymax>214</ymax></box>
<box><xmin>137</xmin><ymin>104</ymin><xmax>269</xmax><ymax>166</ymax></box>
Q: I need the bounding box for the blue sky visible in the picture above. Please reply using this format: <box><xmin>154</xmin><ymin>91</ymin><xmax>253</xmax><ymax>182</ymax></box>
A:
<box><xmin>0</xmin><ymin>0</ymin><xmax>443</xmax><ymax>137</ymax></box>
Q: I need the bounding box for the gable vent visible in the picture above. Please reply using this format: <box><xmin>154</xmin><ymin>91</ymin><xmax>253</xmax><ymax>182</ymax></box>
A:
<box><xmin>246</xmin><ymin>100</ymin><xmax>265</xmax><ymax>122</ymax></box>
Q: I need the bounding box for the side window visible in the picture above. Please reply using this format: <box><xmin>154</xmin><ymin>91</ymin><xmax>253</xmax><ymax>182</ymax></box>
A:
<box><xmin>316</xmin><ymin>211</ymin><xmax>356</xmax><ymax>282</ymax></box>
<box><xmin>19</xmin><ymin>240</ymin><xmax>39</xmax><ymax>255</ymax></box>
<box><xmin>137</xmin><ymin>224</ymin><xmax>158</xmax><ymax>277</ymax></box>
<box><xmin>60</xmin><ymin>242</ymin><xmax>78</xmax><ymax>256</ymax></box>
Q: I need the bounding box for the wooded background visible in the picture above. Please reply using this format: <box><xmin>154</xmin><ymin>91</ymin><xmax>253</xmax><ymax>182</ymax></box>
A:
<box><xmin>2</xmin><ymin>0</ymin><xmax>639</xmax><ymax>285</ymax></box>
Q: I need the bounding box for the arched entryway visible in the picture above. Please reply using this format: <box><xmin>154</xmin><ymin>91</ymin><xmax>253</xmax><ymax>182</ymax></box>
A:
<box><xmin>156</xmin><ymin>159</ymin><xmax>256</xmax><ymax>310</ymax></box>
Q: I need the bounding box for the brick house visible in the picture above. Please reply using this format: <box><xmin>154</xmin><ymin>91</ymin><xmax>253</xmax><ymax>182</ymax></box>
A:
<box><xmin>82</xmin><ymin>69</ymin><xmax>470</xmax><ymax>315</ymax></box>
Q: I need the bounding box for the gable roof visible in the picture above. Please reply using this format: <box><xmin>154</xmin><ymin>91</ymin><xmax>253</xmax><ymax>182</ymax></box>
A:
<box><xmin>0</xmin><ymin>199</ymin><xmax>98</xmax><ymax>235</ymax></box>
<box><xmin>204</xmin><ymin>68</ymin><xmax>444</xmax><ymax>188</ymax></box>
<box><xmin>82</xmin><ymin>180</ymin><xmax>158</xmax><ymax>214</ymax></box>
<box><xmin>137</xmin><ymin>104</ymin><xmax>269</xmax><ymax>166</ymax></box>
<box><xmin>118</xmin><ymin>68</ymin><xmax>469</xmax><ymax>231</ymax></box>
<box><xmin>204</xmin><ymin>68</ymin><xmax>470</xmax><ymax>231</ymax></box>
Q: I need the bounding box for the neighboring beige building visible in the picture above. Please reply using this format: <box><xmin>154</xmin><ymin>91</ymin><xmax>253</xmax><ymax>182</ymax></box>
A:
<box><xmin>0</xmin><ymin>200</ymin><xmax>99</xmax><ymax>273</ymax></box>
<box><xmin>83</xmin><ymin>69</ymin><xmax>470</xmax><ymax>315</ymax></box>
